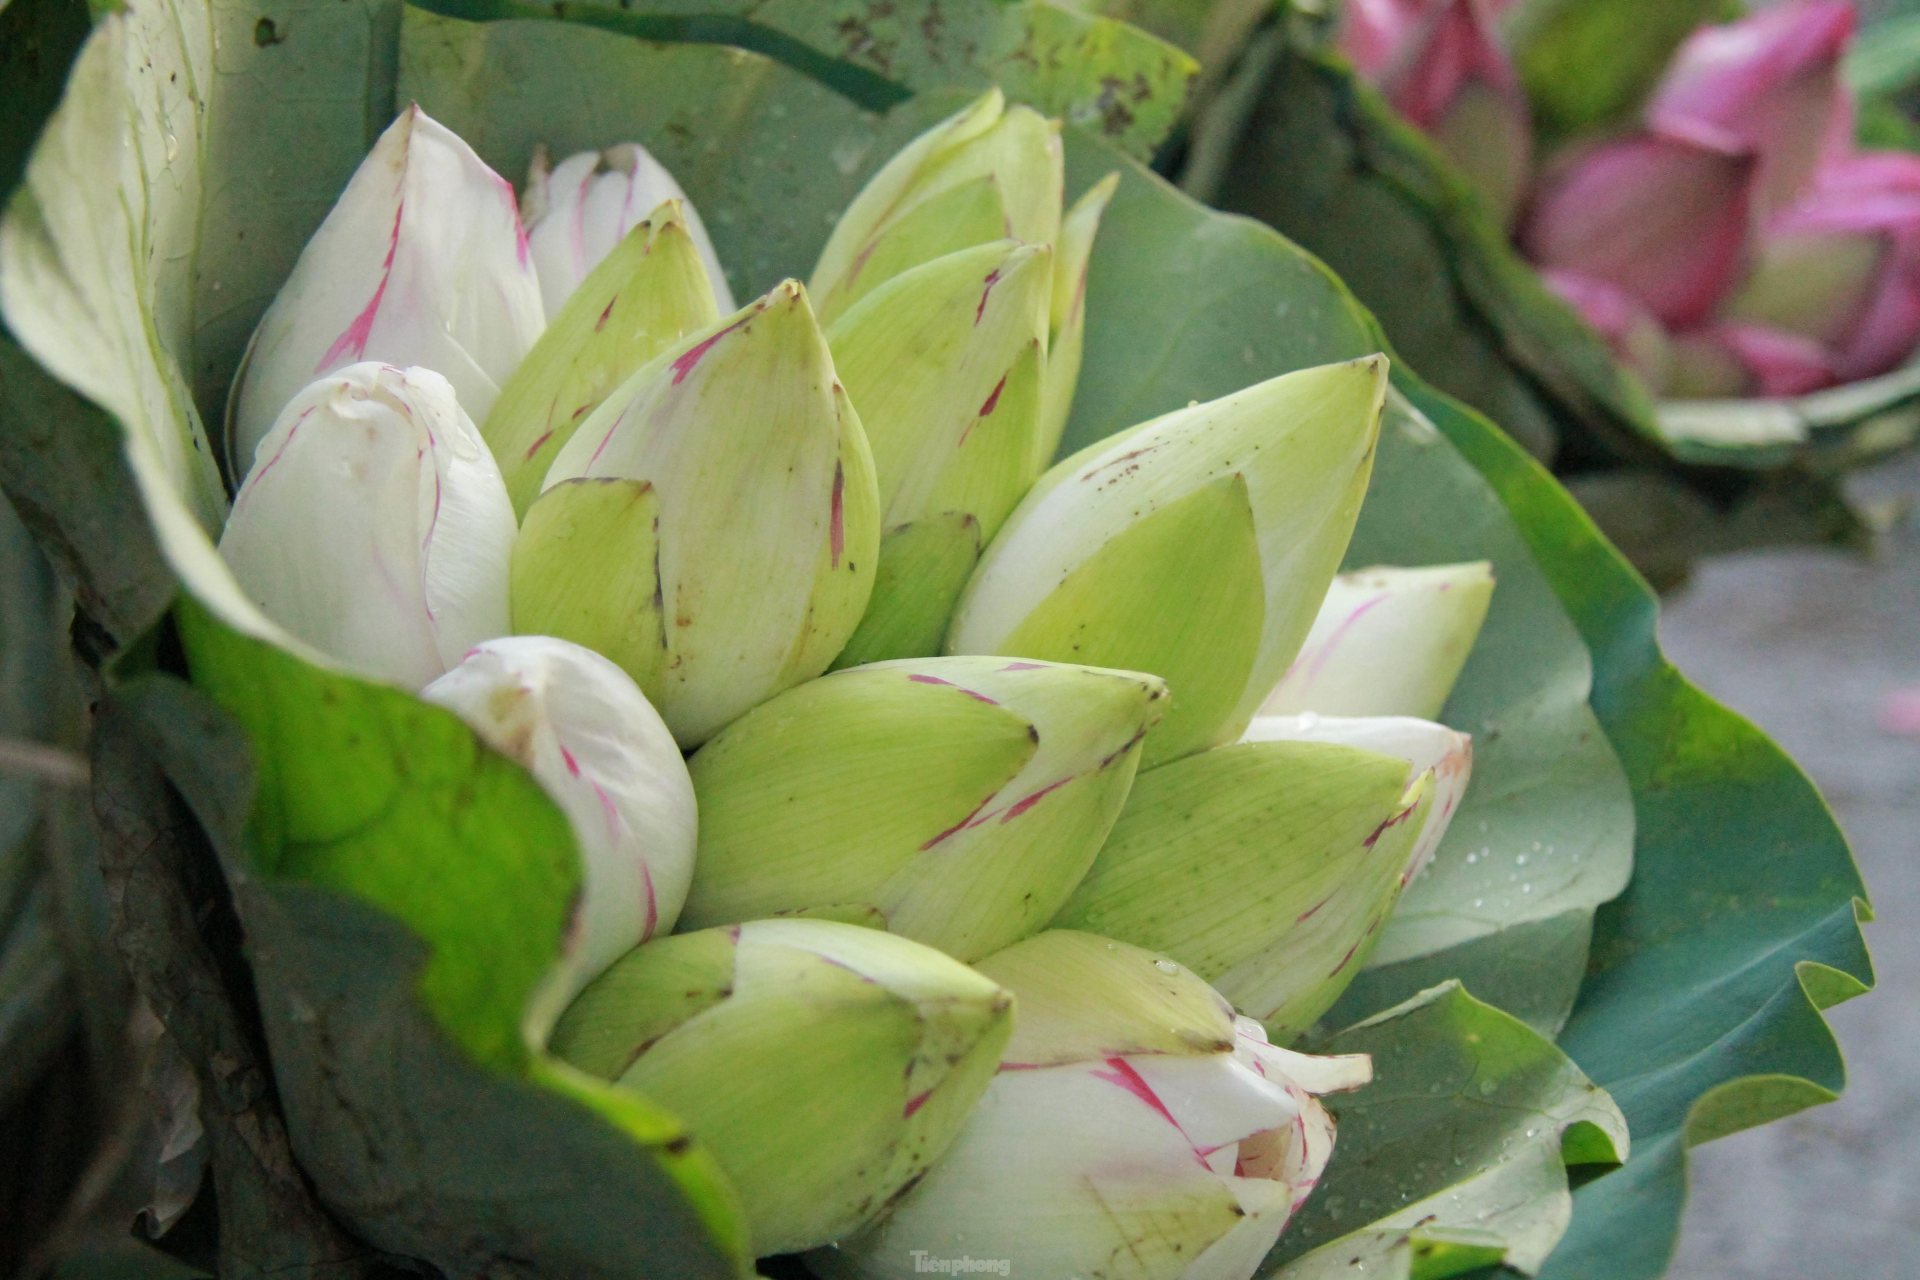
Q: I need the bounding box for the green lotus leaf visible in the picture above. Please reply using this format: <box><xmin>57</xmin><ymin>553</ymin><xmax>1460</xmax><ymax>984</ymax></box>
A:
<box><xmin>1269</xmin><ymin>981</ymin><xmax>1629</xmax><ymax>1279</ymax></box>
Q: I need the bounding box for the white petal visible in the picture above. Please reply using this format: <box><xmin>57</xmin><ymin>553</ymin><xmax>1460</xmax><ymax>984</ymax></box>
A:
<box><xmin>220</xmin><ymin>363</ymin><xmax>515</xmax><ymax>691</ymax></box>
<box><xmin>834</xmin><ymin>1058</ymin><xmax>1243</xmax><ymax>1278</ymax></box>
<box><xmin>526</xmin><ymin>143</ymin><xmax>734</xmax><ymax>318</ymax></box>
<box><xmin>232</xmin><ymin>107</ymin><xmax>544</xmax><ymax>471</ymax></box>
<box><xmin>1260</xmin><ymin>561</ymin><xmax>1495</xmax><ymax>720</ymax></box>
<box><xmin>1242</xmin><ymin>713</ymin><xmax>1473</xmax><ymax>884</ymax></box>
<box><xmin>421</xmin><ymin>635</ymin><xmax>697</xmax><ymax>1004</ymax></box>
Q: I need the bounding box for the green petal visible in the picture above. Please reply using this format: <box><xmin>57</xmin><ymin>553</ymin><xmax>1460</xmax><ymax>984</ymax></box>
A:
<box><xmin>1051</xmin><ymin>740</ymin><xmax>1416</xmax><ymax>1023</ymax></box>
<box><xmin>616</xmin><ymin>920</ymin><xmax>1012</xmax><ymax>1254</ymax></box>
<box><xmin>485</xmin><ymin>200</ymin><xmax>719</xmax><ymax>517</ymax></box>
<box><xmin>510</xmin><ymin>477</ymin><xmax>668</xmax><ymax>703</ymax></box>
<box><xmin>828</xmin><ymin>238</ymin><xmax>1051</xmax><ymax>530</ymax></box>
<box><xmin>832</xmin><ymin>513</ymin><xmax>984</xmax><ymax>668</ymax></box>
<box><xmin>815</xmin><ymin>175</ymin><xmax>1013</xmax><ymax>327</ymax></box>
<box><xmin>550</xmin><ymin>926</ymin><xmax>740</xmax><ymax>1081</ymax></box>
<box><xmin>988</xmin><ymin>472</ymin><xmax>1267</xmax><ymax>769</ymax></box>
<box><xmin>1038</xmin><ymin>171</ymin><xmax>1119</xmax><ymax>469</ymax></box>
<box><xmin>681</xmin><ymin>665</ymin><xmax>1040</xmax><ymax>933</ymax></box>
<box><xmin>974</xmin><ymin>929</ymin><xmax>1236</xmax><ymax>1066</ymax></box>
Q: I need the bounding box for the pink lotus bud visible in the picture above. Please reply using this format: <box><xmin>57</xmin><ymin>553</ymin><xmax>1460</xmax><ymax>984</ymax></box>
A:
<box><xmin>230</xmin><ymin>106</ymin><xmax>546</xmax><ymax>474</ymax></box>
<box><xmin>1723</xmin><ymin>151</ymin><xmax>1920</xmax><ymax>384</ymax></box>
<box><xmin>1646</xmin><ymin>0</ymin><xmax>1856</xmax><ymax>219</ymax></box>
<box><xmin>1668</xmin><ymin>324</ymin><xmax>1835</xmax><ymax>398</ymax></box>
<box><xmin>1521</xmin><ymin>135</ymin><xmax>1753</xmax><ymax>329</ymax></box>
<box><xmin>1340</xmin><ymin>0</ymin><xmax>1532</xmax><ymax>225</ymax></box>
<box><xmin>1542</xmin><ymin>269</ymin><xmax>1676</xmax><ymax>394</ymax></box>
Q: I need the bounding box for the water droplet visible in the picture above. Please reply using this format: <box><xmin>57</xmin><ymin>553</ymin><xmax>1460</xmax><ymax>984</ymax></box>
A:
<box><xmin>1479</xmin><ymin>820</ymin><xmax>1488</xmax><ymax>833</ymax></box>
<box><xmin>164</xmin><ymin>131</ymin><xmax>178</xmax><ymax>162</ymax></box>
<box><xmin>1155</xmin><ymin>959</ymin><xmax>1179</xmax><ymax>974</ymax></box>
<box><xmin>1522</xmin><ymin>883</ymin><xmax>1532</xmax><ymax>893</ymax></box>
<box><xmin>1472</xmin><ymin>899</ymin><xmax>1483</xmax><ymax>908</ymax></box>
<box><xmin>1516</xmin><ymin>854</ymin><xmax>1528</xmax><ymax>866</ymax></box>
<box><xmin>1465</xmin><ymin>852</ymin><xmax>1477</xmax><ymax>864</ymax></box>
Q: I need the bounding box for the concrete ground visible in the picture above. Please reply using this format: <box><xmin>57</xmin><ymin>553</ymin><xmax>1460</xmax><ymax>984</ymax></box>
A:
<box><xmin>1658</xmin><ymin>454</ymin><xmax>1920</xmax><ymax>1279</ymax></box>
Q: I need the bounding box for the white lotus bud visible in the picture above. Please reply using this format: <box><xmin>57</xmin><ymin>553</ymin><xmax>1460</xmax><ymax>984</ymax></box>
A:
<box><xmin>421</xmin><ymin>636</ymin><xmax>697</xmax><ymax>1008</ymax></box>
<box><xmin>1260</xmin><ymin>562</ymin><xmax>1495</xmax><ymax>720</ymax></box>
<box><xmin>819</xmin><ymin>931</ymin><xmax>1371</xmax><ymax>1280</ymax></box>
<box><xmin>230</xmin><ymin>105</ymin><xmax>545</xmax><ymax>473</ymax></box>
<box><xmin>219</xmin><ymin>363</ymin><xmax>515</xmax><ymax>691</ymax></box>
<box><xmin>523</xmin><ymin>143</ymin><xmax>735</xmax><ymax>318</ymax></box>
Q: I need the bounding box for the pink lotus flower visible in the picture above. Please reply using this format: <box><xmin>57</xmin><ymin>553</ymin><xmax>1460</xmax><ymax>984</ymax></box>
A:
<box><xmin>1646</xmin><ymin>0</ymin><xmax>1856</xmax><ymax>221</ymax></box>
<box><xmin>1522</xmin><ymin>135</ymin><xmax>1754</xmax><ymax>329</ymax></box>
<box><xmin>1340</xmin><ymin>0</ymin><xmax>1532</xmax><ymax>225</ymax></box>
<box><xmin>1722</xmin><ymin>150</ymin><xmax>1920</xmax><ymax>384</ymax></box>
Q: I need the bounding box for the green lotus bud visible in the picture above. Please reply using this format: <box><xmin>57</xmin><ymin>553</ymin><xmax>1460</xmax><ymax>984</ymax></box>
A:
<box><xmin>947</xmin><ymin>357</ymin><xmax>1388</xmax><ymax>769</ymax></box>
<box><xmin>1260</xmin><ymin>561</ymin><xmax>1495</xmax><ymax>720</ymax></box>
<box><xmin>1037</xmin><ymin>172</ymin><xmax>1120</xmax><ymax>469</ymax></box>
<box><xmin>484</xmin><ymin>198</ymin><xmax>720</xmax><ymax>517</ymax></box>
<box><xmin>810</xmin><ymin>89</ymin><xmax>1064</xmax><ymax>327</ymax></box>
<box><xmin>513</xmin><ymin>281</ymin><xmax>880</xmax><ymax>746</ymax></box>
<box><xmin>551</xmin><ymin>918</ymin><xmax>1013</xmax><ymax>1254</ymax></box>
<box><xmin>826</xmin><ymin>240</ymin><xmax>1052</xmax><ymax>665</ymax></box>
<box><xmin>1051</xmin><ymin>740</ymin><xmax>1434</xmax><ymax>1041</ymax></box>
<box><xmin>678</xmin><ymin>656</ymin><xmax>1169</xmax><ymax>961</ymax></box>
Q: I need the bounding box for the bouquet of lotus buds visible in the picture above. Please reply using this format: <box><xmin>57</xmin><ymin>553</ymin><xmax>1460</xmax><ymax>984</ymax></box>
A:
<box><xmin>203</xmin><ymin>89</ymin><xmax>1522</xmax><ymax>1272</ymax></box>
<box><xmin>0</xmin><ymin>4</ymin><xmax>1867</xmax><ymax>1278</ymax></box>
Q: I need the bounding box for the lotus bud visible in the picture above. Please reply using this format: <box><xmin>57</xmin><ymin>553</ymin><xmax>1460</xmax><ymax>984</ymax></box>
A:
<box><xmin>1721</xmin><ymin>151</ymin><xmax>1920</xmax><ymax>385</ymax></box>
<box><xmin>1243</xmin><ymin>713</ymin><xmax>1473</xmax><ymax>891</ymax></box>
<box><xmin>826</xmin><ymin>241</ymin><xmax>1052</xmax><ymax>665</ymax></box>
<box><xmin>514</xmin><ymin>282</ymin><xmax>880</xmax><ymax>747</ymax></box>
<box><xmin>947</xmin><ymin>357</ymin><xmax>1388</xmax><ymax>769</ymax></box>
<box><xmin>484</xmin><ymin>199</ymin><xmax>720</xmax><ymax>516</ymax></box>
<box><xmin>1051</xmin><ymin>740</ymin><xmax>1434</xmax><ymax>1040</ymax></box>
<box><xmin>818</xmin><ymin>931</ymin><xmax>1372</xmax><ymax>1280</ymax></box>
<box><xmin>1645</xmin><ymin>0</ymin><xmax>1855</xmax><ymax>221</ymax></box>
<box><xmin>522</xmin><ymin>142</ymin><xmax>735</xmax><ymax>317</ymax></box>
<box><xmin>420</xmin><ymin>636</ymin><xmax>696</xmax><ymax>1011</ymax></box>
<box><xmin>679</xmin><ymin>656</ymin><xmax>1168</xmax><ymax>961</ymax></box>
<box><xmin>810</xmin><ymin>89</ymin><xmax>1065</xmax><ymax>326</ymax></box>
<box><xmin>1542</xmin><ymin>269</ymin><xmax>1677</xmax><ymax>396</ymax></box>
<box><xmin>1260</xmin><ymin>561</ymin><xmax>1494</xmax><ymax>721</ymax></box>
<box><xmin>230</xmin><ymin>105</ymin><xmax>544</xmax><ymax>474</ymax></box>
<box><xmin>1037</xmin><ymin>173</ymin><xmax>1121</xmax><ymax>467</ymax></box>
<box><xmin>1340</xmin><ymin>0</ymin><xmax>1532</xmax><ymax>227</ymax></box>
<box><xmin>219</xmin><ymin>363</ymin><xmax>514</xmax><ymax>692</ymax></box>
<box><xmin>551</xmin><ymin>918</ymin><xmax>1012</xmax><ymax>1255</ymax></box>
<box><xmin>1522</xmin><ymin>135</ymin><xmax>1754</xmax><ymax>330</ymax></box>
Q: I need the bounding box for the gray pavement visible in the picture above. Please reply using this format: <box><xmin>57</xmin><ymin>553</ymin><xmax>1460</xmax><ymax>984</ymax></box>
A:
<box><xmin>1657</xmin><ymin>455</ymin><xmax>1920</xmax><ymax>1279</ymax></box>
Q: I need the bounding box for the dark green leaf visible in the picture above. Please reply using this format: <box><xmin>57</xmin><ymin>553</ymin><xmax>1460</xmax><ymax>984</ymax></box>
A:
<box><xmin>1269</xmin><ymin>982</ymin><xmax>1628</xmax><ymax>1278</ymax></box>
<box><xmin>116</xmin><ymin>663</ymin><xmax>753</xmax><ymax>1278</ymax></box>
<box><xmin>406</xmin><ymin>0</ymin><xmax>1196</xmax><ymax>160</ymax></box>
